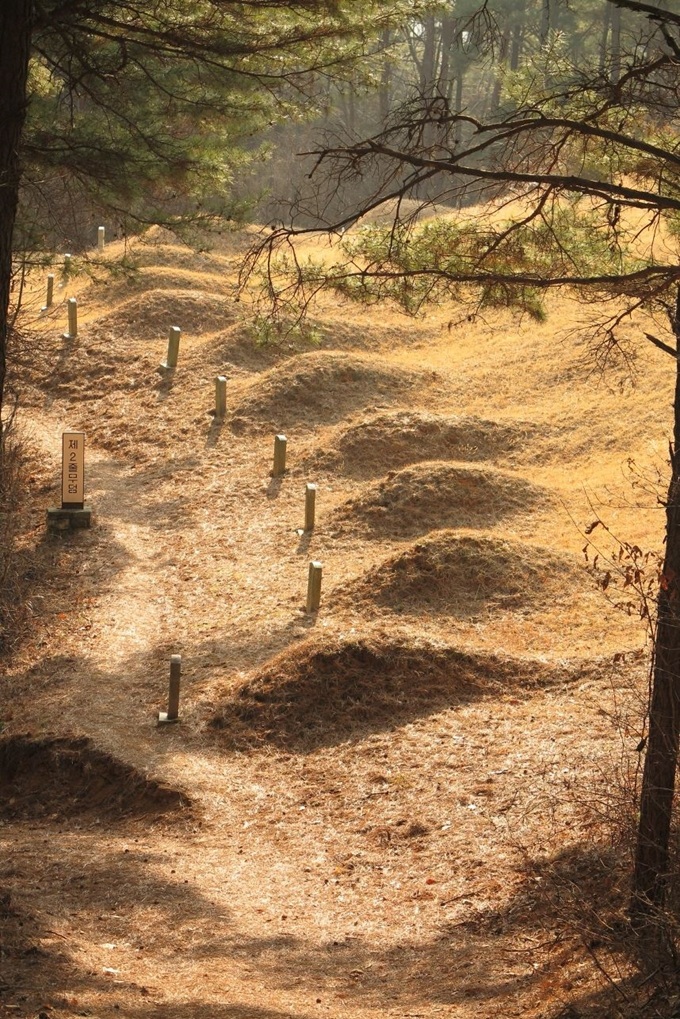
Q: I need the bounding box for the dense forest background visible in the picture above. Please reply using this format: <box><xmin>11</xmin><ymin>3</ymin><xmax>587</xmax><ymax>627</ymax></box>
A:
<box><xmin>14</xmin><ymin>0</ymin><xmax>657</xmax><ymax>247</ymax></box>
<box><xmin>238</xmin><ymin>0</ymin><xmax>655</xmax><ymax>225</ymax></box>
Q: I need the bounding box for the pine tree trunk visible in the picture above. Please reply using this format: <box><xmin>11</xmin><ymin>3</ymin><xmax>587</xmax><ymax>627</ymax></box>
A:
<box><xmin>510</xmin><ymin>14</ymin><xmax>523</xmax><ymax>72</ymax></box>
<box><xmin>610</xmin><ymin>3</ymin><xmax>622</xmax><ymax>85</ymax></box>
<box><xmin>631</xmin><ymin>285</ymin><xmax>680</xmax><ymax>938</ymax></box>
<box><xmin>599</xmin><ymin>0</ymin><xmax>611</xmax><ymax>75</ymax></box>
<box><xmin>0</xmin><ymin>0</ymin><xmax>32</xmax><ymax>430</ymax></box>
<box><xmin>420</xmin><ymin>15</ymin><xmax>436</xmax><ymax>93</ymax></box>
<box><xmin>378</xmin><ymin>29</ymin><xmax>391</xmax><ymax>125</ymax></box>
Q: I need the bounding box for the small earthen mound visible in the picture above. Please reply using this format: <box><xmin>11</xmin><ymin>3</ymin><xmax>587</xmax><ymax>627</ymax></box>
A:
<box><xmin>309</xmin><ymin>411</ymin><xmax>537</xmax><ymax>478</ymax></box>
<box><xmin>334</xmin><ymin>462</ymin><xmax>548</xmax><ymax>537</ymax></box>
<box><xmin>233</xmin><ymin>352</ymin><xmax>424</xmax><ymax>431</ymax></box>
<box><xmin>338</xmin><ymin>532</ymin><xmax>585</xmax><ymax>617</ymax></box>
<box><xmin>210</xmin><ymin>634</ymin><xmax>576</xmax><ymax>751</ymax></box>
<box><xmin>91</xmin><ymin>288</ymin><xmax>236</xmax><ymax>338</ymax></box>
<box><xmin>0</xmin><ymin>736</ymin><xmax>190</xmax><ymax>821</ymax></box>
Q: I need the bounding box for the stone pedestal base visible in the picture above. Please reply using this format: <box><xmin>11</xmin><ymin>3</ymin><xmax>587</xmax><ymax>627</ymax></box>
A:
<box><xmin>158</xmin><ymin>712</ymin><xmax>180</xmax><ymax>725</ymax></box>
<box><xmin>47</xmin><ymin>505</ymin><xmax>92</xmax><ymax>531</ymax></box>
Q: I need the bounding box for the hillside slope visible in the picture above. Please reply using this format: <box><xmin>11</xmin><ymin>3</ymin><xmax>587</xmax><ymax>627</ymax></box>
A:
<box><xmin>0</xmin><ymin>223</ymin><xmax>668</xmax><ymax>1019</ymax></box>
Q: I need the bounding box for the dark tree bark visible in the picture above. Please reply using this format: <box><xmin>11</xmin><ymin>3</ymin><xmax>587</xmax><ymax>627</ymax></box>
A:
<box><xmin>540</xmin><ymin>0</ymin><xmax>559</xmax><ymax>43</ymax></box>
<box><xmin>420</xmin><ymin>15</ymin><xmax>437</xmax><ymax>92</ymax></box>
<box><xmin>378</xmin><ymin>28</ymin><xmax>392</xmax><ymax>124</ymax></box>
<box><xmin>631</xmin><ymin>285</ymin><xmax>680</xmax><ymax>933</ymax></box>
<box><xmin>509</xmin><ymin>12</ymin><xmax>524</xmax><ymax>71</ymax></box>
<box><xmin>0</xmin><ymin>0</ymin><xmax>32</xmax><ymax>428</ymax></box>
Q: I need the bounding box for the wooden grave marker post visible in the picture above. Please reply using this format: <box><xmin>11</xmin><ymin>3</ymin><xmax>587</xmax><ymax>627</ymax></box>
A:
<box><xmin>215</xmin><ymin>375</ymin><xmax>227</xmax><ymax>420</ymax></box>
<box><xmin>63</xmin><ymin>297</ymin><xmax>78</xmax><ymax>339</ymax></box>
<box><xmin>41</xmin><ymin>274</ymin><xmax>54</xmax><ymax>312</ymax></box>
<box><xmin>273</xmin><ymin>434</ymin><xmax>287</xmax><ymax>476</ymax></box>
<box><xmin>160</xmin><ymin>326</ymin><xmax>181</xmax><ymax>370</ymax></box>
<box><xmin>304</xmin><ymin>483</ymin><xmax>317</xmax><ymax>531</ymax></box>
<box><xmin>158</xmin><ymin>655</ymin><xmax>182</xmax><ymax>724</ymax></box>
<box><xmin>97</xmin><ymin>226</ymin><xmax>105</xmax><ymax>252</ymax></box>
<box><xmin>306</xmin><ymin>561</ymin><xmax>323</xmax><ymax>613</ymax></box>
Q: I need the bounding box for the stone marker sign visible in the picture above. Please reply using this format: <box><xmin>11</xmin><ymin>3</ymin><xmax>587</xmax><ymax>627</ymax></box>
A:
<box><xmin>47</xmin><ymin>432</ymin><xmax>92</xmax><ymax>530</ymax></box>
<box><xmin>62</xmin><ymin>432</ymin><xmax>85</xmax><ymax>508</ymax></box>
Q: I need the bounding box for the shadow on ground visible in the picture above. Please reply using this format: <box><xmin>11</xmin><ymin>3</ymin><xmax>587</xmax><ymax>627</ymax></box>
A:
<box><xmin>0</xmin><ymin>828</ymin><xmax>654</xmax><ymax>1019</ymax></box>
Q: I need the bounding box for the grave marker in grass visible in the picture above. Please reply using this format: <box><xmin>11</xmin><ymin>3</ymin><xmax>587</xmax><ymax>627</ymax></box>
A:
<box><xmin>304</xmin><ymin>483</ymin><xmax>317</xmax><ymax>531</ymax></box>
<box><xmin>98</xmin><ymin>226</ymin><xmax>105</xmax><ymax>252</ymax></box>
<box><xmin>41</xmin><ymin>274</ymin><xmax>54</xmax><ymax>312</ymax></box>
<box><xmin>159</xmin><ymin>326</ymin><xmax>181</xmax><ymax>370</ymax></box>
<box><xmin>158</xmin><ymin>655</ymin><xmax>182</xmax><ymax>724</ymax></box>
<box><xmin>306</xmin><ymin>561</ymin><xmax>323</xmax><ymax>613</ymax></box>
<box><xmin>215</xmin><ymin>375</ymin><xmax>227</xmax><ymax>420</ymax></box>
<box><xmin>273</xmin><ymin>434</ymin><xmax>287</xmax><ymax>476</ymax></box>
<box><xmin>63</xmin><ymin>297</ymin><xmax>78</xmax><ymax>340</ymax></box>
<box><xmin>46</xmin><ymin>432</ymin><xmax>92</xmax><ymax>530</ymax></box>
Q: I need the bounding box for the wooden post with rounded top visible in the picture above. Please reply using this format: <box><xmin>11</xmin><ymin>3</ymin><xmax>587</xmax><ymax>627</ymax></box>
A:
<box><xmin>306</xmin><ymin>561</ymin><xmax>322</xmax><ymax>613</ymax></box>
<box><xmin>63</xmin><ymin>298</ymin><xmax>78</xmax><ymax>339</ymax></box>
<box><xmin>160</xmin><ymin>326</ymin><xmax>181</xmax><ymax>370</ymax></box>
<box><xmin>304</xmin><ymin>483</ymin><xmax>317</xmax><ymax>531</ymax></box>
<box><xmin>273</xmin><ymin>434</ymin><xmax>287</xmax><ymax>476</ymax></box>
<box><xmin>215</xmin><ymin>375</ymin><xmax>227</xmax><ymax>420</ymax></box>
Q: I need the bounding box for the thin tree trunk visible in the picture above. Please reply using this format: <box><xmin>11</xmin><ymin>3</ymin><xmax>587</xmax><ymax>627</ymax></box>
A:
<box><xmin>610</xmin><ymin>3</ymin><xmax>622</xmax><ymax>84</ymax></box>
<box><xmin>379</xmin><ymin>28</ymin><xmax>391</xmax><ymax>125</ymax></box>
<box><xmin>437</xmin><ymin>15</ymin><xmax>455</xmax><ymax>91</ymax></box>
<box><xmin>510</xmin><ymin>14</ymin><xmax>523</xmax><ymax>71</ymax></box>
<box><xmin>0</xmin><ymin>0</ymin><xmax>32</xmax><ymax>431</ymax></box>
<box><xmin>541</xmin><ymin>0</ymin><xmax>559</xmax><ymax>44</ymax></box>
<box><xmin>453</xmin><ymin>68</ymin><xmax>464</xmax><ymax>149</ymax></box>
<box><xmin>631</xmin><ymin>285</ymin><xmax>680</xmax><ymax>938</ymax></box>
<box><xmin>421</xmin><ymin>15</ymin><xmax>436</xmax><ymax>93</ymax></box>
<box><xmin>599</xmin><ymin>0</ymin><xmax>611</xmax><ymax>74</ymax></box>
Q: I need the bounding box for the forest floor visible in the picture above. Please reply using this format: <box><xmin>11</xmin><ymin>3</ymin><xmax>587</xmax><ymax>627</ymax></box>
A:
<box><xmin>0</xmin><ymin>223</ymin><xmax>673</xmax><ymax>1019</ymax></box>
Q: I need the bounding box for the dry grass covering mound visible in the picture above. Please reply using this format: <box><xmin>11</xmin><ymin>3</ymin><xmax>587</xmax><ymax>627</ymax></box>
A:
<box><xmin>90</xmin><ymin>288</ymin><xmax>236</xmax><ymax>339</ymax></box>
<box><xmin>308</xmin><ymin>411</ymin><xmax>538</xmax><ymax>478</ymax></box>
<box><xmin>210</xmin><ymin>633</ymin><xmax>577</xmax><ymax>751</ymax></box>
<box><xmin>0</xmin><ymin>735</ymin><xmax>190</xmax><ymax>821</ymax></box>
<box><xmin>232</xmin><ymin>352</ymin><xmax>425</xmax><ymax>431</ymax></box>
<box><xmin>338</xmin><ymin>532</ymin><xmax>586</xmax><ymax>618</ymax></box>
<box><xmin>333</xmin><ymin>462</ymin><xmax>548</xmax><ymax>538</ymax></box>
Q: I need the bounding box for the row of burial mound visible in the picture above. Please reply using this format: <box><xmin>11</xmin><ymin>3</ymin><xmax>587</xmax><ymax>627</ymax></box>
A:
<box><xmin>331</xmin><ymin>463</ymin><xmax>550</xmax><ymax>537</ymax></box>
<box><xmin>0</xmin><ymin>735</ymin><xmax>189</xmax><ymax>822</ymax></box>
<box><xmin>231</xmin><ymin>352</ymin><xmax>432</xmax><ymax>432</ymax></box>
<box><xmin>210</xmin><ymin>633</ymin><xmax>595</xmax><ymax>752</ymax></box>
<box><xmin>307</xmin><ymin>410</ymin><xmax>541</xmax><ymax>477</ymax></box>
<box><xmin>335</xmin><ymin>532</ymin><xmax>587</xmax><ymax>615</ymax></box>
<box><xmin>90</xmin><ymin>287</ymin><xmax>238</xmax><ymax>339</ymax></box>
<box><xmin>25</xmin><ymin>231</ymin><xmax>608</xmax><ymax>769</ymax></box>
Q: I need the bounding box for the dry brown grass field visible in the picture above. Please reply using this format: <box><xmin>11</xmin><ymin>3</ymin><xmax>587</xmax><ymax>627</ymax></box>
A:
<box><xmin>0</xmin><ymin>219</ymin><xmax>674</xmax><ymax>1019</ymax></box>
